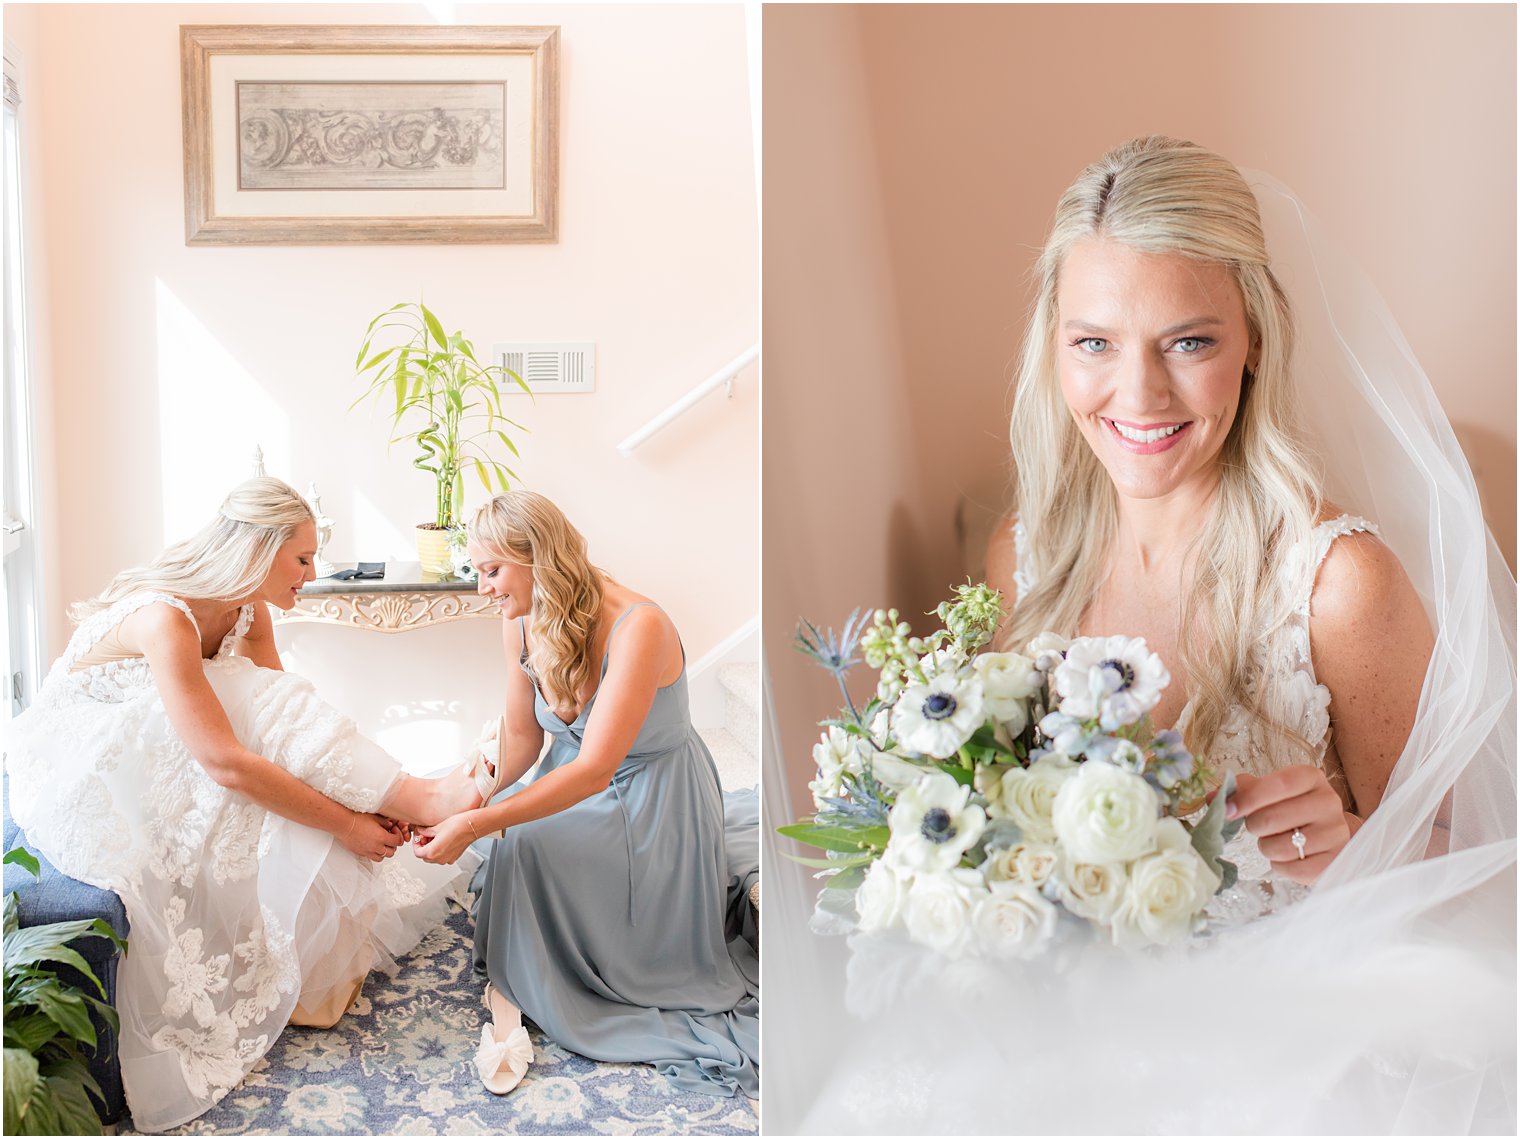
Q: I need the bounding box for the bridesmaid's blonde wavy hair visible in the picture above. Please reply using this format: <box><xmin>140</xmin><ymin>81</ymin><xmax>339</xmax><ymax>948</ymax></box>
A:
<box><xmin>1000</xmin><ymin>136</ymin><xmax>1322</xmax><ymax>762</ymax></box>
<box><xmin>70</xmin><ymin>478</ymin><xmax>314</xmax><ymax>622</ymax></box>
<box><xmin>469</xmin><ymin>492</ymin><xmax>607</xmax><ymax>718</ymax></box>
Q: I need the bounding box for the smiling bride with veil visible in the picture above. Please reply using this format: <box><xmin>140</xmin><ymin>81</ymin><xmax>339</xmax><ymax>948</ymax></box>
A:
<box><xmin>764</xmin><ymin>137</ymin><xmax>1516</xmax><ymax>1135</ymax></box>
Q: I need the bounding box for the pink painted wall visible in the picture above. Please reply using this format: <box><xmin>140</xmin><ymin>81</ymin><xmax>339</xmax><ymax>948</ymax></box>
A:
<box><xmin>762</xmin><ymin>6</ymin><xmax>942</xmax><ymax>819</ymax></box>
<box><xmin>764</xmin><ymin>3</ymin><xmax>1516</xmax><ymax>811</ymax></box>
<box><xmin>11</xmin><ymin>3</ymin><xmax>757</xmax><ymax>764</ymax></box>
<box><xmin>5</xmin><ymin>0</ymin><xmax>753</xmax><ymax>763</ymax></box>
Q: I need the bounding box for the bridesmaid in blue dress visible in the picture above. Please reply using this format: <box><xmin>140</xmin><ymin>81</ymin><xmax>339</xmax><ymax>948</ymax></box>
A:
<box><xmin>414</xmin><ymin>491</ymin><xmax>759</xmax><ymax>1099</ymax></box>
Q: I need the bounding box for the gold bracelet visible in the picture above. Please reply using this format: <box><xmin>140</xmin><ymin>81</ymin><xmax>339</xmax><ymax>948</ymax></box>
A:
<box><xmin>465</xmin><ymin>815</ymin><xmax>480</xmax><ymax>842</ymax></box>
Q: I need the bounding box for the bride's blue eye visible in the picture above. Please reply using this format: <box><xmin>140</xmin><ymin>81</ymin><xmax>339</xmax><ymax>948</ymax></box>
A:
<box><xmin>1074</xmin><ymin>337</ymin><xmax>1109</xmax><ymax>354</ymax></box>
<box><xmin>1172</xmin><ymin>337</ymin><xmax>1212</xmax><ymax>353</ymax></box>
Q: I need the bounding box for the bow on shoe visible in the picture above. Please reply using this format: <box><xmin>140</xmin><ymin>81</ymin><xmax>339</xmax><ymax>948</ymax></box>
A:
<box><xmin>475</xmin><ymin>1022</ymin><xmax>533</xmax><ymax>1093</ymax></box>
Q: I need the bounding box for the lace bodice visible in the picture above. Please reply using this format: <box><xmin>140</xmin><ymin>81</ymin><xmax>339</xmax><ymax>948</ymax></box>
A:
<box><xmin>1010</xmin><ymin>513</ymin><xmax>1378</xmax><ymax>920</ymax></box>
<box><xmin>45</xmin><ymin>592</ymin><xmax>254</xmax><ymax>705</ymax></box>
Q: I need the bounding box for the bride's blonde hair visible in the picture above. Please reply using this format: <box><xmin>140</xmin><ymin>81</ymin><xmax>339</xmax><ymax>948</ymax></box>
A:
<box><xmin>70</xmin><ymin>478</ymin><xmax>315</xmax><ymax>622</ymax></box>
<box><xmin>469</xmin><ymin>492</ymin><xmax>606</xmax><ymax>718</ymax></box>
<box><xmin>1000</xmin><ymin>136</ymin><xmax>1322</xmax><ymax>761</ymax></box>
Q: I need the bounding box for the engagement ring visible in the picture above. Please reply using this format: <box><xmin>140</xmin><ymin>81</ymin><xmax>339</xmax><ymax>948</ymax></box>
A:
<box><xmin>1291</xmin><ymin>828</ymin><xmax>1308</xmax><ymax>860</ymax></box>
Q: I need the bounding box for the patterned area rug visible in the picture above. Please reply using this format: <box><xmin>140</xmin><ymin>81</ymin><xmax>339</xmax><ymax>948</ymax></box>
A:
<box><xmin>126</xmin><ymin>904</ymin><xmax>759</xmax><ymax>1136</ymax></box>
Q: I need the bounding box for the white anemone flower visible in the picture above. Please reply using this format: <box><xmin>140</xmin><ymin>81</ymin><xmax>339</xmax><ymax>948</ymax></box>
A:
<box><xmin>888</xmin><ymin>771</ymin><xmax>986</xmax><ymax>874</ymax></box>
<box><xmin>1054</xmin><ymin>635</ymin><xmax>1171</xmax><ymax>729</ymax></box>
<box><xmin>892</xmin><ymin>672</ymin><xmax>986</xmax><ymax>758</ymax></box>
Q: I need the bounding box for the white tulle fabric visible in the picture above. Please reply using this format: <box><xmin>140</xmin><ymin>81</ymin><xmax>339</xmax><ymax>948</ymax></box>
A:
<box><xmin>762</xmin><ymin>175</ymin><xmax>1516</xmax><ymax>1134</ymax></box>
<box><xmin>5</xmin><ymin>593</ymin><xmax>468</xmax><ymax>1133</ymax></box>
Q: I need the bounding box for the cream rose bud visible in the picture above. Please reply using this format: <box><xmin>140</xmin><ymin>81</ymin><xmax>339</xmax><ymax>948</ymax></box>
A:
<box><xmin>971</xmin><ymin>879</ymin><xmax>1058</xmax><ymax>959</ymax></box>
<box><xmin>866</xmin><ymin>750</ymin><xmax>931</xmax><ymax>793</ymax></box>
<box><xmin>901</xmin><ymin>870</ymin><xmax>979</xmax><ymax>957</ymax></box>
<box><xmin>1057</xmin><ymin>857</ymin><xmax>1128</xmax><ymax>924</ymax></box>
<box><xmin>984</xmin><ymin>841</ymin><xmax>1060</xmax><ymax>888</ymax></box>
<box><xmin>1110</xmin><ymin>818</ymin><xmax>1222</xmax><ymax>948</ymax></box>
<box><xmin>1051</xmin><ymin>760</ymin><xmax>1160</xmax><ymax>864</ymax></box>
<box><xmin>972</xmin><ymin>652</ymin><xmax>1038</xmax><ymax>731</ymax></box>
<box><xmin>993</xmin><ymin>755</ymin><xmax>1077</xmax><ymax>842</ymax></box>
<box><xmin>855</xmin><ymin>858</ymin><xmax>911</xmax><ymax>932</ymax></box>
<box><xmin>813</xmin><ymin>726</ymin><xmax>859</xmax><ymax>776</ymax></box>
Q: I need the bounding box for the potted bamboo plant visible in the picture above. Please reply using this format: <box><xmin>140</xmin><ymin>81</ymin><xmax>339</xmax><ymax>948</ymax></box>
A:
<box><xmin>352</xmin><ymin>301</ymin><xmax>530</xmax><ymax>576</ymax></box>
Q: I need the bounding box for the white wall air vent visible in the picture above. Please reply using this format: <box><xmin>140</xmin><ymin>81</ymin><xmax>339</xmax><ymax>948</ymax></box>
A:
<box><xmin>491</xmin><ymin>342</ymin><xmax>596</xmax><ymax>394</ymax></box>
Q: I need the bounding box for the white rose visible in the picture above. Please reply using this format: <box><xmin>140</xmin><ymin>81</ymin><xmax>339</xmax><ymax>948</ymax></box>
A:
<box><xmin>984</xmin><ymin>841</ymin><xmax>1060</xmax><ymax>888</ymax></box>
<box><xmin>855</xmin><ymin>858</ymin><xmax>911</xmax><ymax>932</ymax></box>
<box><xmin>1057</xmin><ymin>857</ymin><xmax>1129</xmax><ymax>924</ymax></box>
<box><xmin>901</xmin><ymin>870</ymin><xmax>978</xmax><ymax>957</ymax></box>
<box><xmin>1110</xmin><ymin>818</ymin><xmax>1222</xmax><ymax>948</ymax></box>
<box><xmin>1051</xmin><ymin>760</ymin><xmax>1160</xmax><ymax>864</ymax></box>
<box><xmin>992</xmin><ymin>755</ymin><xmax>1077</xmax><ymax>842</ymax></box>
<box><xmin>971</xmin><ymin>878</ymin><xmax>1058</xmax><ymax>959</ymax></box>
<box><xmin>972</xmin><ymin>651</ymin><xmax>1038</xmax><ymax>732</ymax></box>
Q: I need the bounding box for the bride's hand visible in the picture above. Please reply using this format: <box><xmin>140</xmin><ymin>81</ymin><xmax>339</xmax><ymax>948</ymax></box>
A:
<box><xmin>1227</xmin><ymin>768</ymin><xmax>1352</xmax><ymax>885</ymax></box>
<box><xmin>341</xmin><ymin>812</ymin><xmax>406</xmax><ymax>862</ymax></box>
<box><xmin>413</xmin><ymin>813</ymin><xmax>478</xmax><ymax>866</ymax></box>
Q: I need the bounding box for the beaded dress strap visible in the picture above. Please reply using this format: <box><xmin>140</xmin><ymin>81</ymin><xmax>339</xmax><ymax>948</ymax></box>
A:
<box><xmin>1300</xmin><ymin>514</ymin><xmax>1378</xmax><ymax>617</ymax></box>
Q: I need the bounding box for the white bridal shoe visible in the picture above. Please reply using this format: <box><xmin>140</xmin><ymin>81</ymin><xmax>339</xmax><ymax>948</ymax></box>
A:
<box><xmin>475</xmin><ymin>983</ymin><xmax>533</xmax><ymax>1095</ymax></box>
<box><xmin>462</xmin><ymin>716</ymin><xmax>511</xmax><ymax>838</ymax></box>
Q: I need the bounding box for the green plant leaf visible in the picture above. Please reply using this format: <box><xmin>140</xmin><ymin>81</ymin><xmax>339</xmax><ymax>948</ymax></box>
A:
<box><xmin>3</xmin><ymin>1013</ymin><xmax>60</xmax><ymax>1055</ymax></box>
<box><xmin>27</xmin><ymin>984</ymin><xmax>94</xmax><ymax>1047</ymax></box>
<box><xmin>821</xmin><ymin>865</ymin><xmax>868</xmax><ymax>893</ymax></box>
<box><xmin>493</xmin><ymin>430</ymin><xmax>521</xmax><ymax>458</ymax></box>
<box><xmin>933</xmin><ymin>761</ymin><xmax>976</xmax><ymax>787</ymax></box>
<box><xmin>356</xmin><ymin>345</ymin><xmax>398</xmax><ymax>375</ymax></box>
<box><xmin>494</xmin><ymin>466</ymin><xmax>513</xmax><ymax>493</ymax></box>
<box><xmin>364</xmin><ymin>301</ymin><xmax>412</xmax><ymax>336</ymax></box>
<box><xmin>3</xmin><ymin>849</ymin><xmax>40</xmax><ymax>879</ymax></box>
<box><xmin>3</xmin><ymin>1047</ymin><xmax>40</xmax><ymax>1133</ymax></box>
<box><xmin>2</xmin><ymin>892</ymin><xmax>16</xmax><ymax>938</ymax></box>
<box><xmin>40</xmin><ymin>1066</ymin><xmax>103</xmax><ymax>1136</ymax></box>
<box><xmin>420</xmin><ymin>305</ymin><xmax>448</xmax><ymax>350</ymax></box>
<box><xmin>776</xmin><ymin>822</ymin><xmax>889</xmax><ymax>854</ymax></box>
<box><xmin>784</xmin><ymin>851</ymin><xmax>874</xmax><ymax>870</ymax></box>
<box><xmin>3</xmin><ymin>923</ymin><xmax>120</xmax><ymax>988</ymax></box>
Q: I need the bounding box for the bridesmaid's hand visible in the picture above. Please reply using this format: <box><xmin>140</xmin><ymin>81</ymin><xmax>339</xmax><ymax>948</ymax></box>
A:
<box><xmin>414</xmin><ymin>813</ymin><xmax>478</xmax><ymax>866</ymax></box>
<box><xmin>341</xmin><ymin>813</ymin><xmax>405</xmax><ymax>862</ymax></box>
<box><xmin>1227</xmin><ymin>768</ymin><xmax>1353</xmax><ymax>885</ymax></box>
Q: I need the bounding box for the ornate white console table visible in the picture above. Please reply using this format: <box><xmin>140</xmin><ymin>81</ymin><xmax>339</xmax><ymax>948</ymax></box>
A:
<box><xmin>276</xmin><ymin>562</ymin><xmax>499</xmax><ymax>633</ymax></box>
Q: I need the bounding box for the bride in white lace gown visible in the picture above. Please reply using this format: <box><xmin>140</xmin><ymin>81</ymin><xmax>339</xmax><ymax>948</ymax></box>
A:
<box><xmin>5</xmin><ymin>478</ymin><xmax>490</xmax><ymax>1132</ymax></box>
<box><xmin>768</xmin><ymin>138</ymin><xmax>1514</xmax><ymax>1134</ymax></box>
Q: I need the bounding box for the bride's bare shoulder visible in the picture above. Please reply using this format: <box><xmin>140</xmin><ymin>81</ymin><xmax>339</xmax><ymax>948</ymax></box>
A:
<box><xmin>984</xmin><ymin>513</ymin><xmax>1021</xmax><ymax>596</ymax></box>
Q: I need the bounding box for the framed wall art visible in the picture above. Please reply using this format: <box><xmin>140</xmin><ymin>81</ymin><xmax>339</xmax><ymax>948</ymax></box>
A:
<box><xmin>180</xmin><ymin>25</ymin><xmax>559</xmax><ymax>244</ymax></box>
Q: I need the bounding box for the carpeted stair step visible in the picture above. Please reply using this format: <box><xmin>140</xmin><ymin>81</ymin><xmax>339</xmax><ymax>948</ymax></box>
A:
<box><xmin>701</xmin><ymin>725</ymin><xmax>757</xmax><ymax>791</ymax></box>
<box><xmin>717</xmin><ymin>662</ymin><xmax>759</xmax><ymax>762</ymax></box>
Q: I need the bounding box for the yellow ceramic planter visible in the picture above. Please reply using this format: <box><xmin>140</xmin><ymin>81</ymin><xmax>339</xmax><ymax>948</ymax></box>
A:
<box><xmin>415</xmin><ymin>526</ymin><xmax>454</xmax><ymax>578</ymax></box>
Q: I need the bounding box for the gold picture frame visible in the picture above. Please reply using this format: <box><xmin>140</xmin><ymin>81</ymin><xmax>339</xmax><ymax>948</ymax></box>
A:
<box><xmin>180</xmin><ymin>25</ymin><xmax>559</xmax><ymax>245</ymax></box>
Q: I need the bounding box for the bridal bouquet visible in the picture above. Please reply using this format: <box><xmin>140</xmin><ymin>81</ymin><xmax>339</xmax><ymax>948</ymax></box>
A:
<box><xmin>783</xmin><ymin>583</ymin><xmax>1243</xmax><ymax>959</ymax></box>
